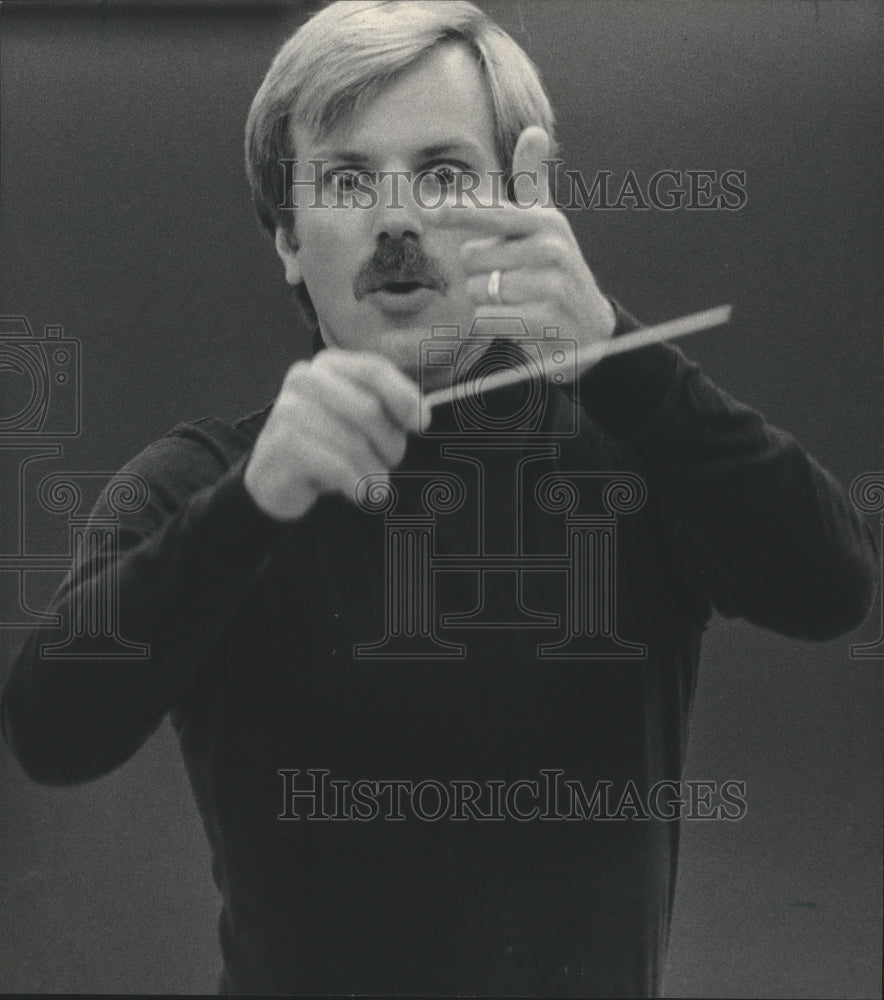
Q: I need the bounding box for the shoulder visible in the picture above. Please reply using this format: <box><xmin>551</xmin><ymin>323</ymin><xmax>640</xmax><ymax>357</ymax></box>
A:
<box><xmin>165</xmin><ymin>405</ymin><xmax>273</xmax><ymax>464</ymax></box>
<box><xmin>124</xmin><ymin>405</ymin><xmax>271</xmax><ymax>477</ymax></box>
<box><xmin>102</xmin><ymin>405</ymin><xmax>273</xmax><ymax>531</ymax></box>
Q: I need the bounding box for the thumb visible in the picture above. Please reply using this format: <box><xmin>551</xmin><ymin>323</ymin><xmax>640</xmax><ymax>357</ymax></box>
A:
<box><xmin>510</xmin><ymin>126</ymin><xmax>552</xmax><ymax>207</ymax></box>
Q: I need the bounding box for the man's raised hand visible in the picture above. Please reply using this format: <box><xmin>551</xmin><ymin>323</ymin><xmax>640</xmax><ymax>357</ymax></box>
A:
<box><xmin>441</xmin><ymin>126</ymin><xmax>617</xmax><ymax>373</ymax></box>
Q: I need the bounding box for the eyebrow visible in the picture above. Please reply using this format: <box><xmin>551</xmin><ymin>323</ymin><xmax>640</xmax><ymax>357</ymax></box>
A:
<box><xmin>313</xmin><ymin>139</ymin><xmax>486</xmax><ymax>162</ymax></box>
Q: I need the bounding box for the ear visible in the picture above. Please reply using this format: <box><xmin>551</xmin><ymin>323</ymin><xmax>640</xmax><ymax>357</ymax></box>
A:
<box><xmin>274</xmin><ymin>226</ymin><xmax>302</xmax><ymax>286</ymax></box>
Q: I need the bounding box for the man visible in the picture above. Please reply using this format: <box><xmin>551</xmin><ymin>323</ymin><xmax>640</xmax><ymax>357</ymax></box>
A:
<box><xmin>2</xmin><ymin>2</ymin><xmax>877</xmax><ymax>996</ymax></box>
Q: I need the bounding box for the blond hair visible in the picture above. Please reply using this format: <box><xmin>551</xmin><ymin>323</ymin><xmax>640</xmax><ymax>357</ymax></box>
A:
<box><xmin>245</xmin><ymin>0</ymin><xmax>556</xmax><ymax>237</ymax></box>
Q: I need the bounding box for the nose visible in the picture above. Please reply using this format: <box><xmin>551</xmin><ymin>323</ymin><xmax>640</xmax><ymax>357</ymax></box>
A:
<box><xmin>370</xmin><ymin>171</ymin><xmax>424</xmax><ymax>242</ymax></box>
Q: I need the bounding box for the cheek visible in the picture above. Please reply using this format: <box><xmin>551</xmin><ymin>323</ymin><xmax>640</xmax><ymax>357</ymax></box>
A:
<box><xmin>297</xmin><ymin>216</ymin><xmax>364</xmax><ymax>289</ymax></box>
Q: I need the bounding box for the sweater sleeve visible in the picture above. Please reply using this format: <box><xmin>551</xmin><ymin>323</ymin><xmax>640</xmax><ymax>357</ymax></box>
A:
<box><xmin>1</xmin><ymin>419</ymin><xmax>287</xmax><ymax>785</ymax></box>
<box><xmin>578</xmin><ymin>301</ymin><xmax>879</xmax><ymax>640</ymax></box>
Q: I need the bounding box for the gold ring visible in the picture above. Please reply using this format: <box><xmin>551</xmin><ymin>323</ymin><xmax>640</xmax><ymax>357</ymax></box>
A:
<box><xmin>487</xmin><ymin>269</ymin><xmax>503</xmax><ymax>305</ymax></box>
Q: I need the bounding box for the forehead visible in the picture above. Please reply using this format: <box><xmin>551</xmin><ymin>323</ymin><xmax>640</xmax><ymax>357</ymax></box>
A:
<box><xmin>300</xmin><ymin>42</ymin><xmax>499</xmax><ymax>163</ymax></box>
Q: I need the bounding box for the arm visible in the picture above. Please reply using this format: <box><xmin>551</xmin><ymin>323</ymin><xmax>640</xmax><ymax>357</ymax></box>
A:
<box><xmin>578</xmin><ymin>302</ymin><xmax>879</xmax><ymax>640</ymax></box>
<box><xmin>1</xmin><ymin>421</ymin><xmax>286</xmax><ymax>785</ymax></box>
<box><xmin>2</xmin><ymin>351</ymin><xmax>422</xmax><ymax>786</ymax></box>
<box><xmin>440</xmin><ymin>125</ymin><xmax>877</xmax><ymax>639</ymax></box>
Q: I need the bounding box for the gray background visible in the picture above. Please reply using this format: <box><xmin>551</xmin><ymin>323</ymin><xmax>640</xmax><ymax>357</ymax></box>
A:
<box><xmin>1</xmin><ymin>1</ymin><xmax>881</xmax><ymax>995</ymax></box>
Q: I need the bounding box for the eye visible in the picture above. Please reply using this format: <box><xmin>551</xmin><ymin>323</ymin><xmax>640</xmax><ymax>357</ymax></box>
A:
<box><xmin>421</xmin><ymin>163</ymin><xmax>465</xmax><ymax>188</ymax></box>
<box><xmin>327</xmin><ymin>168</ymin><xmax>374</xmax><ymax>193</ymax></box>
<box><xmin>415</xmin><ymin>163</ymin><xmax>475</xmax><ymax>205</ymax></box>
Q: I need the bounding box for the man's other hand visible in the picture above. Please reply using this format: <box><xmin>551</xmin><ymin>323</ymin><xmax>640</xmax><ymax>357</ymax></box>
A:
<box><xmin>436</xmin><ymin>126</ymin><xmax>617</xmax><ymax>376</ymax></box>
<box><xmin>244</xmin><ymin>350</ymin><xmax>422</xmax><ymax>521</ymax></box>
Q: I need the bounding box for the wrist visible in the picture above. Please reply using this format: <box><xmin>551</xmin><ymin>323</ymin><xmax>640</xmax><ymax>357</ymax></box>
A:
<box><xmin>575</xmin><ymin>295</ymin><xmax>619</xmax><ymax>378</ymax></box>
<box><xmin>577</xmin><ymin>299</ymin><xmax>681</xmax><ymax>442</ymax></box>
<box><xmin>243</xmin><ymin>453</ymin><xmax>314</xmax><ymax>523</ymax></box>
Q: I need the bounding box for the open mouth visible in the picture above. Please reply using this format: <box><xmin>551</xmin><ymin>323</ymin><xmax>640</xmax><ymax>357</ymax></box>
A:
<box><xmin>366</xmin><ymin>275</ymin><xmax>437</xmax><ymax>315</ymax></box>
<box><xmin>380</xmin><ymin>280</ymin><xmax>424</xmax><ymax>294</ymax></box>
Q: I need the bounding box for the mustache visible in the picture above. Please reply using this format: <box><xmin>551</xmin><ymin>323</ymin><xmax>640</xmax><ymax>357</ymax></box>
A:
<box><xmin>353</xmin><ymin>235</ymin><xmax>448</xmax><ymax>300</ymax></box>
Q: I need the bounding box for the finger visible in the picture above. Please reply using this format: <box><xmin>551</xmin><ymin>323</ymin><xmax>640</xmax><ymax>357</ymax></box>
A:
<box><xmin>460</xmin><ymin>233</ymin><xmax>562</xmax><ymax>275</ymax></box>
<box><xmin>465</xmin><ymin>267</ymin><xmax>565</xmax><ymax>308</ymax></box>
<box><xmin>315</xmin><ymin>349</ymin><xmax>421</xmax><ymax>433</ymax></box>
<box><xmin>302</xmin><ymin>364</ymin><xmax>411</xmax><ymax>469</ymax></box>
<box><xmin>510</xmin><ymin>126</ymin><xmax>552</xmax><ymax>208</ymax></box>
<box><xmin>291</xmin><ymin>407</ymin><xmax>403</xmax><ymax>503</ymax></box>
<box><xmin>308</xmin><ymin>432</ymin><xmax>398</xmax><ymax>503</ymax></box>
<box><xmin>264</xmin><ymin>391</ymin><xmax>393</xmax><ymax>500</ymax></box>
<box><xmin>305</xmin><ymin>448</ymin><xmax>390</xmax><ymax>508</ymax></box>
<box><xmin>290</xmin><ymin>361</ymin><xmax>404</xmax><ymax>469</ymax></box>
<box><xmin>431</xmin><ymin>198</ymin><xmax>549</xmax><ymax>237</ymax></box>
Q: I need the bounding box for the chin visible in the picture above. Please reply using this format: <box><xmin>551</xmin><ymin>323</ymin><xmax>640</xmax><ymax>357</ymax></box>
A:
<box><xmin>375</xmin><ymin>328</ymin><xmax>425</xmax><ymax>380</ymax></box>
<box><xmin>322</xmin><ymin>324</ymin><xmax>421</xmax><ymax>373</ymax></box>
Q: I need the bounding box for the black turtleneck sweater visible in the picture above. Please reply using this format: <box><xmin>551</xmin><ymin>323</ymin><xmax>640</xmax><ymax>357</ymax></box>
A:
<box><xmin>2</xmin><ymin>305</ymin><xmax>877</xmax><ymax>996</ymax></box>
